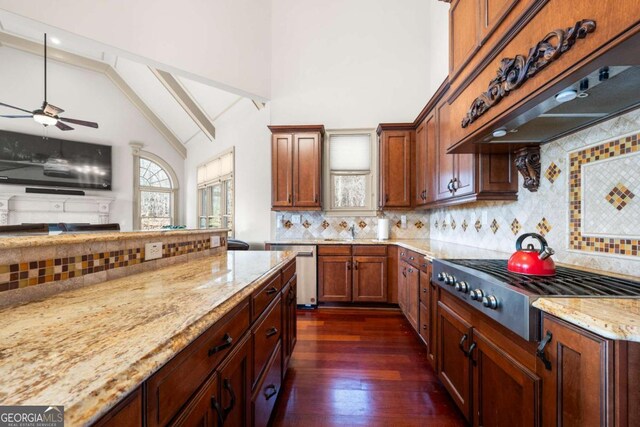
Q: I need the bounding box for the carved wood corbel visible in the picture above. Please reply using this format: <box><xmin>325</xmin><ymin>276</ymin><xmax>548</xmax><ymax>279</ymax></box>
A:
<box><xmin>515</xmin><ymin>146</ymin><xmax>541</xmax><ymax>192</ymax></box>
<box><xmin>461</xmin><ymin>19</ymin><xmax>596</xmax><ymax>128</ymax></box>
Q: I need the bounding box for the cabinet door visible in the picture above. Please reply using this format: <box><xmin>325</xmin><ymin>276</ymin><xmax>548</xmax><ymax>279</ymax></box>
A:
<box><xmin>271</xmin><ymin>134</ymin><xmax>293</xmax><ymax>208</ymax></box>
<box><xmin>539</xmin><ymin>315</ymin><xmax>613</xmax><ymax>427</ymax></box>
<box><xmin>398</xmin><ymin>261</ymin><xmax>408</xmax><ymax>313</ymax></box>
<box><xmin>419</xmin><ymin>301</ymin><xmax>429</xmax><ymax>345</ymax></box>
<box><xmin>352</xmin><ymin>256</ymin><xmax>388</xmax><ymax>302</ymax></box>
<box><xmin>380</xmin><ymin>131</ymin><xmax>412</xmax><ymax>208</ymax></box>
<box><xmin>438</xmin><ymin>301</ymin><xmax>473</xmax><ymax>421</ymax></box>
<box><xmin>318</xmin><ymin>256</ymin><xmax>352</xmax><ymax>302</ymax></box>
<box><xmin>425</xmin><ymin>112</ymin><xmax>438</xmax><ymax>204</ymax></box>
<box><xmin>95</xmin><ymin>388</ymin><xmax>142</xmax><ymax>427</ymax></box>
<box><xmin>428</xmin><ymin>280</ymin><xmax>438</xmax><ymax>369</ymax></box>
<box><xmin>217</xmin><ymin>334</ymin><xmax>251</xmax><ymax>427</ymax></box>
<box><xmin>406</xmin><ymin>266</ymin><xmax>419</xmax><ymax>331</ymax></box>
<box><xmin>171</xmin><ymin>374</ymin><xmax>222</xmax><ymax>427</ymax></box>
<box><xmin>450</xmin><ymin>0</ymin><xmax>481</xmax><ymax>76</ymax></box>
<box><xmin>473</xmin><ymin>330</ymin><xmax>541</xmax><ymax>427</ymax></box>
<box><xmin>292</xmin><ymin>132</ymin><xmax>322</xmax><ymax>208</ymax></box>
<box><xmin>282</xmin><ymin>278</ymin><xmax>297</xmax><ymax>375</ymax></box>
<box><xmin>454</xmin><ymin>152</ymin><xmax>475</xmax><ymax>197</ymax></box>
<box><xmin>415</xmin><ymin>119</ymin><xmax>428</xmax><ymax>207</ymax></box>
<box><xmin>436</xmin><ymin>101</ymin><xmax>455</xmax><ymax>200</ymax></box>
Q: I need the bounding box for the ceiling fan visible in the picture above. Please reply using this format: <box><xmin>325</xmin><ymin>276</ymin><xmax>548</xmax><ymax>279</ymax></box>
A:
<box><xmin>0</xmin><ymin>33</ymin><xmax>99</xmax><ymax>131</ymax></box>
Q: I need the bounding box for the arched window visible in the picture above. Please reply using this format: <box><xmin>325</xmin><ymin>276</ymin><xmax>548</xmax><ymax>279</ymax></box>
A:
<box><xmin>132</xmin><ymin>147</ymin><xmax>179</xmax><ymax>230</ymax></box>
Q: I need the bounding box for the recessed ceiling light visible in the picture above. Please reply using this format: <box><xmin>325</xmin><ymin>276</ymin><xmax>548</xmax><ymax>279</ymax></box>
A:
<box><xmin>50</xmin><ymin>37</ymin><xmax>61</xmax><ymax>45</ymax></box>
<box><xmin>555</xmin><ymin>89</ymin><xmax>578</xmax><ymax>103</ymax></box>
<box><xmin>492</xmin><ymin>128</ymin><xmax>508</xmax><ymax>138</ymax></box>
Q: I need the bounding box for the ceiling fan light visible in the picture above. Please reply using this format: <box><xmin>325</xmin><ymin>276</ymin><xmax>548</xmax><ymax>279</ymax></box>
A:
<box><xmin>33</xmin><ymin>113</ymin><xmax>58</xmax><ymax>126</ymax></box>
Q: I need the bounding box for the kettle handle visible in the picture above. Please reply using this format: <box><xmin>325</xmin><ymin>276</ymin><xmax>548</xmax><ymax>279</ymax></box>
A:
<box><xmin>516</xmin><ymin>233</ymin><xmax>549</xmax><ymax>253</ymax></box>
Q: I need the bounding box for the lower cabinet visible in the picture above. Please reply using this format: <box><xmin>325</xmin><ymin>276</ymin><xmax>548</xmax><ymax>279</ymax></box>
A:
<box><xmin>217</xmin><ymin>334</ymin><xmax>252</xmax><ymax>427</ymax></box>
<box><xmin>252</xmin><ymin>342</ymin><xmax>283</xmax><ymax>427</ymax></box>
<box><xmin>282</xmin><ymin>277</ymin><xmax>297</xmax><ymax>375</ymax></box>
<box><xmin>170</xmin><ymin>374</ymin><xmax>222</xmax><ymax>427</ymax></box>
<box><xmin>94</xmin><ymin>387</ymin><xmax>142</xmax><ymax>427</ymax></box>
<box><xmin>318</xmin><ymin>246</ymin><xmax>388</xmax><ymax>303</ymax></box>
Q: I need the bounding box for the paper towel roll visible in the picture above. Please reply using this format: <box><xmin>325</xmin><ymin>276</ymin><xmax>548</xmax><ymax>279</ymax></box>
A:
<box><xmin>377</xmin><ymin>218</ymin><xmax>390</xmax><ymax>240</ymax></box>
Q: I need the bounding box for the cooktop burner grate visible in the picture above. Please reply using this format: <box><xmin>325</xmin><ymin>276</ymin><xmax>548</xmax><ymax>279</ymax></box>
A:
<box><xmin>447</xmin><ymin>259</ymin><xmax>640</xmax><ymax>297</ymax></box>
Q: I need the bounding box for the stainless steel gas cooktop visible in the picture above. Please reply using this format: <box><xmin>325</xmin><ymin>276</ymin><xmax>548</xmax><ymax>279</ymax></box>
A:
<box><xmin>432</xmin><ymin>259</ymin><xmax>640</xmax><ymax>341</ymax></box>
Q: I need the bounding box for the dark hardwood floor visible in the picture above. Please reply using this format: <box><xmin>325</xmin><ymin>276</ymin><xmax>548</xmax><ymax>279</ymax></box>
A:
<box><xmin>271</xmin><ymin>308</ymin><xmax>467</xmax><ymax>426</ymax></box>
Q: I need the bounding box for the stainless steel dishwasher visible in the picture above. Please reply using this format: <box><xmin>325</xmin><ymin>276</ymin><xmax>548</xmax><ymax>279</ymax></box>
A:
<box><xmin>268</xmin><ymin>245</ymin><xmax>317</xmax><ymax>307</ymax></box>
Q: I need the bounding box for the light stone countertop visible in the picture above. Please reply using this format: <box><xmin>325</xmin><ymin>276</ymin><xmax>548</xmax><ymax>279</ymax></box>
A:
<box><xmin>0</xmin><ymin>228</ymin><xmax>229</xmax><ymax>249</ymax></box>
<box><xmin>269</xmin><ymin>238</ymin><xmax>640</xmax><ymax>342</ymax></box>
<box><xmin>0</xmin><ymin>250</ymin><xmax>296</xmax><ymax>426</ymax></box>
<box><xmin>533</xmin><ymin>298</ymin><xmax>640</xmax><ymax>342</ymax></box>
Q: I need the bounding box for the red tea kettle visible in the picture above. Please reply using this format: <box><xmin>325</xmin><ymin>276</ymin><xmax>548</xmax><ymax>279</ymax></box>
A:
<box><xmin>508</xmin><ymin>233</ymin><xmax>556</xmax><ymax>276</ymax></box>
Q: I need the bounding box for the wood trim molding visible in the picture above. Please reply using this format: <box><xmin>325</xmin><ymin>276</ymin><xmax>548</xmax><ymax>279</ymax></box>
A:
<box><xmin>376</xmin><ymin>123</ymin><xmax>415</xmax><ymax>135</ymax></box>
<box><xmin>268</xmin><ymin>125</ymin><xmax>325</xmax><ymax>135</ymax></box>
<box><xmin>413</xmin><ymin>78</ymin><xmax>451</xmax><ymax>125</ymax></box>
<box><xmin>151</xmin><ymin>68</ymin><xmax>216</xmax><ymax>141</ymax></box>
<box><xmin>0</xmin><ymin>31</ymin><xmax>187</xmax><ymax>159</ymax></box>
<box><xmin>460</xmin><ymin>19</ymin><xmax>596</xmax><ymax>129</ymax></box>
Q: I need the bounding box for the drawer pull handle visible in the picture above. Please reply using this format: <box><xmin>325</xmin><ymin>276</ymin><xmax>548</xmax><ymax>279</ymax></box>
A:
<box><xmin>536</xmin><ymin>330</ymin><xmax>553</xmax><ymax>371</ymax></box>
<box><xmin>354</xmin><ymin>261</ymin><xmax>359</xmax><ymax>270</ymax></box>
<box><xmin>422</xmin><ymin>324</ymin><xmax>427</xmax><ymax>330</ymax></box>
<box><xmin>210</xmin><ymin>396</ymin><xmax>225</xmax><ymax>426</ymax></box>
<box><xmin>458</xmin><ymin>334</ymin><xmax>476</xmax><ymax>358</ymax></box>
<box><xmin>288</xmin><ymin>290</ymin><xmax>295</xmax><ymax>304</ymax></box>
<box><xmin>266</xmin><ymin>286</ymin><xmax>278</xmax><ymax>295</ymax></box>
<box><xmin>266</xmin><ymin>327</ymin><xmax>279</xmax><ymax>338</ymax></box>
<box><xmin>222</xmin><ymin>379</ymin><xmax>236</xmax><ymax>420</ymax></box>
<box><xmin>264</xmin><ymin>384</ymin><xmax>278</xmax><ymax>400</ymax></box>
<box><xmin>423</xmin><ymin>287</ymin><xmax>427</xmax><ymax>293</ymax></box>
<box><xmin>208</xmin><ymin>333</ymin><xmax>233</xmax><ymax>356</ymax></box>
<box><xmin>409</xmin><ymin>256</ymin><xmax>415</xmax><ymax>260</ymax></box>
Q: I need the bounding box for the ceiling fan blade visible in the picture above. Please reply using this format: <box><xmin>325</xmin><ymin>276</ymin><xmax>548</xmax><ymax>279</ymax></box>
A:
<box><xmin>55</xmin><ymin>121</ymin><xmax>74</xmax><ymax>131</ymax></box>
<box><xmin>0</xmin><ymin>115</ymin><xmax>33</xmax><ymax>118</ymax></box>
<box><xmin>59</xmin><ymin>117</ymin><xmax>99</xmax><ymax>129</ymax></box>
<box><xmin>0</xmin><ymin>102</ymin><xmax>33</xmax><ymax>114</ymax></box>
<box><xmin>43</xmin><ymin>103</ymin><xmax>64</xmax><ymax>116</ymax></box>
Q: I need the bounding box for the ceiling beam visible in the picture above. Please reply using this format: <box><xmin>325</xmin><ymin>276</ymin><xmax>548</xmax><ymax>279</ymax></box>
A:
<box><xmin>151</xmin><ymin>68</ymin><xmax>216</xmax><ymax>141</ymax></box>
<box><xmin>252</xmin><ymin>100</ymin><xmax>266</xmax><ymax>110</ymax></box>
<box><xmin>0</xmin><ymin>31</ymin><xmax>187</xmax><ymax>158</ymax></box>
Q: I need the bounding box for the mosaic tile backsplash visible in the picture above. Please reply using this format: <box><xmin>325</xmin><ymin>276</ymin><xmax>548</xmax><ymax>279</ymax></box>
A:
<box><xmin>275</xmin><ymin>109</ymin><xmax>640</xmax><ymax>277</ymax></box>
<box><xmin>430</xmin><ymin>109</ymin><xmax>640</xmax><ymax>277</ymax></box>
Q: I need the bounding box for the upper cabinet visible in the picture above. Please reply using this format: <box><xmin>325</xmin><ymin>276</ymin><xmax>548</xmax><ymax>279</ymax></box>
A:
<box><xmin>269</xmin><ymin>125</ymin><xmax>324</xmax><ymax>211</ymax></box>
<box><xmin>377</xmin><ymin>124</ymin><xmax>414</xmax><ymax>209</ymax></box>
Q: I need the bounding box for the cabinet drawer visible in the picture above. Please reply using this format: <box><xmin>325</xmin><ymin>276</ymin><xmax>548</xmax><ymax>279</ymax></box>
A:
<box><xmin>419</xmin><ymin>301</ymin><xmax>429</xmax><ymax>344</ymax></box>
<box><xmin>317</xmin><ymin>245</ymin><xmax>352</xmax><ymax>256</ymax></box>
<box><xmin>95</xmin><ymin>387</ymin><xmax>142</xmax><ymax>427</ymax></box>
<box><xmin>353</xmin><ymin>245</ymin><xmax>387</xmax><ymax>256</ymax></box>
<box><xmin>146</xmin><ymin>299</ymin><xmax>250</xmax><ymax>427</ymax></box>
<box><xmin>420</xmin><ymin>270</ymin><xmax>430</xmax><ymax>304</ymax></box>
<box><xmin>252</xmin><ymin>273</ymin><xmax>282</xmax><ymax>320</ymax></box>
<box><xmin>282</xmin><ymin>259</ymin><xmax>296</xmax><ymax>284</ymax></box>
<box><xmin>252</xmin><ymin>341</ymin><xmax>283</xmax><ymax>427</ymax></box>
<box><xmin>253</xmin><ymin>297</ymin><xmax>282</xmax><ymax>387</ymax></box>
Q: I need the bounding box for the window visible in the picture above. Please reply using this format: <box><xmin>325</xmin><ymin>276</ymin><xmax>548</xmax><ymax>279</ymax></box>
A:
<box><xmin>136</xmin><ymin>156</ymin><xmax>178</xmax><ymax>230</ymax></box>
<box><xmin>324</xmin><ymin>130</ymin><xmax>377</xmax><ymax>214</ymax></box>
<box><xmin>197</xmin><ymin>148</ymin><xmax>234</xmax><ymax>236</ymax></box>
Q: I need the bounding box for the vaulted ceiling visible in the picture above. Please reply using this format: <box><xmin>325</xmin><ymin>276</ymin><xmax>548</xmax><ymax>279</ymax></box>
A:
<box><xmin>0</xmin><ymin>10</ymin><xmax>253</xmax><ymax>158</ymax></box>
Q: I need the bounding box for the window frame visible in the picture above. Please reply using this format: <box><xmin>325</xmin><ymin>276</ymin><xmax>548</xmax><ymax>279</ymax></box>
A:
<box><xmin>132</xmin><ymin>150</ymin><xmax>179</xmax><ymax>230</ymax></box>
<box><xmin>323</xmin><ymin>129</ymin><xmax>378</xmax><ymax>216</ymax></box>
<box><xmin>196</xmin><ymin>147</ymin><xmax>235</xmax><ymax>236</ymax></box>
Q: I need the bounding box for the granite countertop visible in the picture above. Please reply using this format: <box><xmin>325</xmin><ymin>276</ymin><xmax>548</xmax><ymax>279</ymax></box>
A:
<box><xmin>0</xmin><ymin>228</ymin><xmax>228</xmax><ymax>250</ymax></box>
<box><xmin>269</xmin><ymin>238</ymin><xmax>640</xmax><ymax>342</ymax></box>
<box><xmin>0</xmin><ymin>250</ymin><xmax>296</xmax><ymax>426</ymax></box>
<box><xmin>532</xmin><ymin>298</ymin><xmax>640</xmax><ymax>342</ymax></box>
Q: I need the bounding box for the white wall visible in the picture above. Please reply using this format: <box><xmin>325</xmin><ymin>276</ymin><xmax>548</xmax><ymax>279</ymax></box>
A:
<box><xmin>0</xmin><ymin>0</ymin><xmax>272</xmax><ymax>99</ymax></box>
<box><xmin>270</xmin><ymin>0</ymin><xmax>443</xmax><ymax>127</ymax></box>
<box><xmin>185</xmin><ymin>99</ymin><xmax>271</xmax><ymax>248</ymax></box>
<box><xmin>425</xmin><ymin>1</ymin><xmax>450</xmax><ymax>94</ymax></box>
<box><xmin>0</xmin><ymin>47</ymin><xmax>185</xmax><ymax>230</ymax></box>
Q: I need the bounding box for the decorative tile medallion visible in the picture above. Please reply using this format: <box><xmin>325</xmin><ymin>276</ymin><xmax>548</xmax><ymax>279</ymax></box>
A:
<box><xmin>490</xmin><ymin>219</ymin><xmax>499</xmax><ymax>234</ymax></box>
<box><xmin>450</xmin><ymin>219</ymin><xmax>456</xmax><ymax>230</ymax></box>
<box><xmin>511</xmin><ymin>218</ymin><xmax>522</xmax><ymax>235</ymax></box>
<box><xmin>415</xmin><ymin>221</ymin><xmax>424</xmax><ymax>229</ymax></box>
<box><xmin>544</xmin><ymin>162</ymin><xmax>562</xmax><ymax>184</ymax></box>
<box><xmin>321</xmin><ymin>220</ymin><xmax>330</xmax><ymax>230</ymax></box>
<box><xmin>396</xmin><ymin>220</ymin><xmax>402</xmax><ymax>228</ymax></box>
<box><xmin>339</xmin><ymin>221</ymin><xmax>349</xmax><ymax>229</ymax></box>
<box><xmin>358</xmin><ymin>220</ymin><xmax>367</xmax><ymax>229</ymax></box>
<box><xmin>461</xmin><ymin>220</ymin><xmax>468</xmax><ymax>232</ymax></box>
<box><xmin>536</xmin><ymin>217</ymin><xmax>552</xmax><ymax>236</ymax></box>
<box><xmin>606</xmin><ymin>183</ymin><xmax>635</xmax><ymax>211</ymax></box>
<box><xmin>441</xmin><ymin>220</ymin><xmax>448</xmax><ymax>230</ymax></box>
<box><xmin>283</xmin><ymin>220</ymin><xmax>293</xmax><ymax>230</ymax></box>
<box><xmin>569</xmin><ymin>132</ymin><xmax>639</xmax><ymax>256</ymax></box>
<box><xmin>434</xmin><ymin>220</ymin><xmax>439</xmax><ymax>230</ymax></box>
<box><xmin>302</xmin><ymin>220</ymin><xmax>312</xmax><ymax>229</ymax></box>
<box><xmin>474</xmin><ymin>219</ymin><xmax>482</xmax><ymax>232</ymax></box>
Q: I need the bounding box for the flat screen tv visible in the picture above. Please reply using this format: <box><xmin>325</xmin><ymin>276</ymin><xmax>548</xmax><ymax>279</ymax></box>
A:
<box><xmin>0</xmin><ymin>130</ymin><xmax>112</xmax><ymax>190</ymax></box>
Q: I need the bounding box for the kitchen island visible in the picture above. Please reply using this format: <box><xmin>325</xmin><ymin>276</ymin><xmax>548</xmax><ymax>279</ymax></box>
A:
<box><xmin>0</xmin><ymin>250</ymin><xmax>297</xmax><ymax>426</ymax></box>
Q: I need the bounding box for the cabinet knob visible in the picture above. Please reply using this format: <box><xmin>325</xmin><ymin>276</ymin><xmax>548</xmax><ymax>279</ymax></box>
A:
<box><xmin>288</xmin><ymin>194</ymin><xmax>292</xmax><ymax>203</ymax></box>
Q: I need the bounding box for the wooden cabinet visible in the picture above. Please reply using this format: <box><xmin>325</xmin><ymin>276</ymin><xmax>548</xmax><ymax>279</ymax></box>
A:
<box><xmin>318</xmin><ymin>246</ymin><xmax>388</xmax><ymax>303</ymax></box>
<box><xmin>378</xmin><ymin>125</ymin><xmax>413</xmax><ymax>209</ymax></box>
<box><xmin>170</xmin><ymin>374</ymin><xmax>221</xmax><ymax>427</ymax></box>
<box><xmin>427</xmin><ymin>279</ymin><xmax>438</xmax><ymax>369</ymax></box>
<box><xmin>472</xmin><ymin>330</ymin><xmax>540</xmax><ymax>427</ymax></box>
<box><xmin>415</xmin><ymin>112</ymin><xmax>437</xmax><ymax>207</ymax></box>
<box><xmin>95</xmin><ymin>388</ymin><xmax>142</xmax><ymax>427</ymax></box>
<box><xmin>282</xmin><ymin>277</ymin><xmax>297</xmax><ymax>375</ymax></box>
<box><xmin>217</xmin><ymin>334</ymin><xmax>252</xmax><ymax>427</ymax></box>
<box><xmin>538</xmin><ymin>314</ymin><xmax>613</xmax><ymax>427</ymax></box>
<box><xmin>405</xmin><ymin>265</ymin><xmax>419</xmax><ymax>331</ymax></box>
<box><xmin>269</xmin><ymin>125</ymin><xmax>324</xmax><ymax>210</ymax></box>
<box><xmin>438</xmin><ymin>301</ymin><xmax>474</xmax><ymax>421</ymax></box>
<box><xmin>352</xmin><ymin>256</ymin><xmax>387</xmax><ymax>302</ymax></box>
<box><xmin>449</xmin><ymin>0</ymin><xmax>481</xmax><ymax>77</ymax></box>
<box><xmin>318</xmin><ymin>256</ymin><xmax>352</xmax><ymax>302</ymax></box>
<box><xmin>252</xmin><ymin>342</ymin><xmax>283</xmax><ymax>427</ymax></box>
